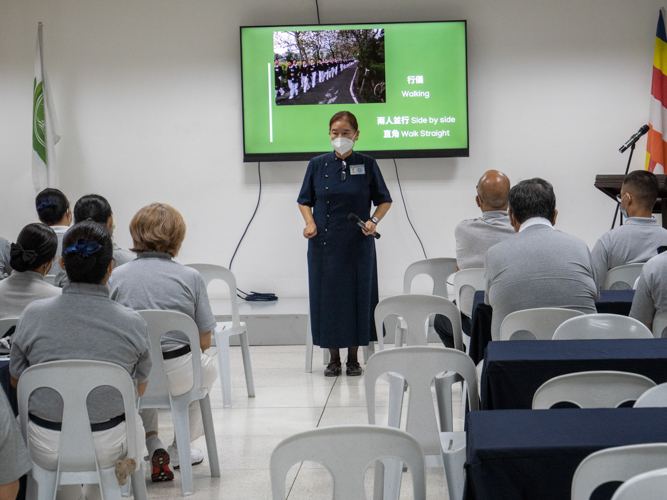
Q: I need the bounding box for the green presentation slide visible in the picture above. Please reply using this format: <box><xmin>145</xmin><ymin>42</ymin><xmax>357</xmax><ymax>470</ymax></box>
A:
<box><xmin>240</xmin><ymin>21</ymin><xmax>468</xmax><ymax>161</ymax></box>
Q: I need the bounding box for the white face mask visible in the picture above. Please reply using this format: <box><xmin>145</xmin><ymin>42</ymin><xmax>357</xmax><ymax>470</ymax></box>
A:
<box><xmin>331</xmin><ymin>136</ymin><xmax>356</xmax><ymax>155</ymax></box>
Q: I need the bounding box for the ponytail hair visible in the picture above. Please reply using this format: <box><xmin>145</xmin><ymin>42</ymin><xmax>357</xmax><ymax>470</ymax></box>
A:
<box><xmin>9</xmin><ymin>224</ymin><xmax>58</xmax><ymax>272</ymax></box>
<box><xmin>35</xmin><ymin>188</ymin><xmax>69</xmax><ymax>225</ymax></box>
<box><xmin>62</xmin><ymin>221</ymin><xmax>113</xmax><ymax>284</ymax></box>
<box><xmin>73</xmin><ymin>194</ymin><xmax>112</xmax><ymax>225</ymax></box>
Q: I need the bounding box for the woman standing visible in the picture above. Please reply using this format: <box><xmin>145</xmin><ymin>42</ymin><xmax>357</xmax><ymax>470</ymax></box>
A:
<box><xmin>298</xmin><ymin>111</ymin><xmax>392</xmax><ymax>376</ymax></box>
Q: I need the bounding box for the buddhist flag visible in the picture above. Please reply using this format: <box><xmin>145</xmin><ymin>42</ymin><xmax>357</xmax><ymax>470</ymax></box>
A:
<box><xmin>32</xmin><ymin>22</ymin><xmax>60</xmax><ymax>192</ymax></box>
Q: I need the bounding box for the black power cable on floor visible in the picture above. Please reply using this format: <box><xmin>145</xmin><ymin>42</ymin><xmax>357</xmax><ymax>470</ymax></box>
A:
<box><xmin>393</xmin><ymin>158</ymin><xmax>427</xmax><ymax>259</ymax></box>
<box><xmin>229</xmin><ymin>162</ymin><xmax>277</xmax><ymax>302</ymax></box>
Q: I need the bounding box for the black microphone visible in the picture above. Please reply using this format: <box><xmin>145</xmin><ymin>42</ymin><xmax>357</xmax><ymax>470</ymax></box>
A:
<box><xmin>619</xmin><ymin>124</ymin><xmax>649</xmax><ymax>153</ymax></box>
<box><xmin>348</xmin><ymin>213</ymin><xmax>381</xmax><ymax>239</ymax></box>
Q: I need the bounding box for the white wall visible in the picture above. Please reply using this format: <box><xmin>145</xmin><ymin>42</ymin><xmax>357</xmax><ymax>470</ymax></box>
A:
<box><xmin>0</xmin><ymin>0</ymin><xmax>663</xmax><ymax>297</ymax></box>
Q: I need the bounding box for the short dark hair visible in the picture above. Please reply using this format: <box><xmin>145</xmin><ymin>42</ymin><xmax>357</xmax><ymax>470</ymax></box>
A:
<box><xmin>508</xmin><ymin>178</ymin><xmax>557</xmax><ymax>224</ymax></box>
<box><xmin>35</xmin><ymin>188</ymin><xmax>69</xmax><ymax>225</ymax></box>
<box><xmin>329</xmin><ymin>111</ymin><xmax>358</xmax><ymax>131</ymax></box>
<box><xmin>9</xmin><ymin>223</ymin><xmax>58</xmax><ymax>272</ymax></box>
<box><xmin>73</xmin><ymin>194</ymin><xmax>113</xmax><ymax>225</ymax></box>
<box><xmin>623</xmin><ymin>170</ymin><xmax>659</xmax><ymax>209</ymax></box>
<box><xmin>62</xmin><ymin>221</ymin><xmax>113</xmax><ymax>284</ymax></box>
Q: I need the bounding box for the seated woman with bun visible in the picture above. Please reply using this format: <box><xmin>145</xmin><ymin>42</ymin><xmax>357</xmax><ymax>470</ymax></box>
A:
<box><xmin>10</xmin><ymin>220</ymin><xmax>151</xmax><ymax>500</ymax></box>
<box><xmin>35</xmin><ymin>188</ymin><xmax>71</xmax><ymax>285</ymax></box>
<box><xmin>108</xmin><ymin>203</ymin><xmax>218</xmax><ymax>482</ymax></box>
<box><xmin>0</xmin><ymin>223</ymin><xmax>61</xmax><ymax>320</ymax></box>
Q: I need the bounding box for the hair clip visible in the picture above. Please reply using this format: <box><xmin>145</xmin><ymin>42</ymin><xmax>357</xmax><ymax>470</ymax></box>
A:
<box><xmin>63</xmin><ymin>239</ymin><xmax>101</xmax><ymax>258</ymax></box>
<box><xmin>9</xmin><ymin>243</ymin><xmax>37</xmax><ymax>264</ymax></box>
<box><xmin>36</xmin><ymin>200</ymin><xmax>58</xmax><ymax>211</ymax></box>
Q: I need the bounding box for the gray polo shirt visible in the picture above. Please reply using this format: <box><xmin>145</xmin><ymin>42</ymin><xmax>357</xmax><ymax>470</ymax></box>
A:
<box><xmin>0</xmin><ymin>271</ymin><xmax>61</xmax><ymax>320</ymax></box>
<box><xmin>629</xmin><ymin>251</ymin><xmax>667</xmax><ymax>325</ymax></box>
<box><xmin>0</xmin><ymin>391</ymin><xmax>31</xmax><ymax>485</ymax></box>
<box><xmin>454</xmin><ymin>211</ymin><xmax>515</xmax><ymax>269</ymax></box>
<box><xmin>0</xmin><ymin>236</ymin><xmax>11</xmax><ymax>279</ymax></box>
<box><xmin>108</xmin><ymin>252</ymin><xmax>217</xmax><ymax>351</ymax></box>
<box><xmin>10</xmin><ymin>283</ymin><xmax>151</xmax><ymax>423</ymax></box>
<box><xmin>485</xmin><ymin>224</ymin><xmax>598</xmax><ymax>340</ymax></box>
<box><xmin>591</xmin><ymin>217</ymin><xmax>667</xmax><ymax>289</ymax></box>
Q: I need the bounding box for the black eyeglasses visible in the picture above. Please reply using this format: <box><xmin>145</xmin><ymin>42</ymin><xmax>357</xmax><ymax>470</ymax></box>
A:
<box><xmin>341</xmin><ymin>161</ymin><xmax>347</xmax><ymax>182</ymax></box>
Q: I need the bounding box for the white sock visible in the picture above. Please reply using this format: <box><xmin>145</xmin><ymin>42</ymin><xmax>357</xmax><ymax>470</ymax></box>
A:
<box><xmin>146</xmin><ymin>434</ymin><xmax>165</xmax><ymax>457</ymax></box>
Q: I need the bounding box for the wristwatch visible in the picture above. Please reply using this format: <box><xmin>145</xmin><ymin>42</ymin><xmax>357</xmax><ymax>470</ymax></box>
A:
<box><xmin>371</xmin><ymin>217</ymin><xmax>379</xmax><ymax>224</ymax></box>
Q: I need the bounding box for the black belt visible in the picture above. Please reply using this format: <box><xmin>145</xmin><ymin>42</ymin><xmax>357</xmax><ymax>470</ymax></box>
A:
<box><xmin>162</xmin><ymin>344</ymin><xmax>191</xmax><ymax>360</ymax></box>
<box><xmin>29</xmin><ymin>413</ymin><xmax>126</xmax><ymax>432</ymax></box>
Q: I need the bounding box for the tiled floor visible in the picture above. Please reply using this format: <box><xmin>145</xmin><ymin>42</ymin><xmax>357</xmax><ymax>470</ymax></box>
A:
<box><xmin>145</xmin><ymin>344</ymin><xmax>462</xmax><ymax>499</ymax></box>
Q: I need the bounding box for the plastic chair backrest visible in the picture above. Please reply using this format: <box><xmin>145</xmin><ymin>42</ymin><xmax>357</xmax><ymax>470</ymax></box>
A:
<box><xmin>532</xmin><ymin>370</ymin><xmax>656</xmax><ymax>409</ymax></box>
<box><xmin>138</xmin><ymin>310</ymin><xmax>203</xmax><ymax>408</ymax></box>
<box><xmin>610</xmin><ymin>466</ymin><xmax>667</xmax><ymax>500</ymax></box>
<box><xmin>186</xmin><ymin>263</ymin><xmax>240</xmax><ymax>329</ymax></box>
<box><xmin>633</xmin><ymin>276</ymin><xmax>640</xmax><ymax>290</ymax></box>
<box><xmin>552</xmin><ymin>314</ymin><xmax>653</xmax><ymax>340</ymax></box>
<box><xmin>634</xmin><ymin>382</ymin><xmax>667</xmax><ymax>407</ymax></box>
<box><xmin>43</xmin><ymin>274</ymin><xmax>56</xmax><ymax>286</ymax></box>
<box><xmin>571</xmin><ymin>443</ymin><xmax>667</xmax><ymax>500</ymax></box>
<box><xmin>652</xmin><ymin>311</ymin><xmax>667</xmax><ymax>339</ymax></box>
<box><xmin>375</xmin><ymin>294</ymin><xmax>463</xmax><ymax>350</ymax></box>
<box><xmin>602</xmin><ymin>263</ymin><xmax>645</xmax><ymax>290</ymax></box>
<box><xmin>270</xmin><ymin>425</ymin><xmax>426</xmax><ymax>500</ymax></box>
<box><xmin>402</xmin><ymin>258</ymin><xmax>458</xmax><ymax>298</ymax></box>
<box><xmin>17</xmin><ymin>360</ymin><xmax>138</xmax><ymax>472</ymax></box>
<box><xmin>453</xmin><ymin>268</ymin><xmax>485</xmax><ymax>318</ymax></box>
<box><xmin>499</xmin><ymin>308</ymin><xmax>585</xmax><ymax>341</ymax></box>
<box><xmin>365</xmin><ymin>346</ymin><xmax>479</xmax><ymax>456</ymax></box>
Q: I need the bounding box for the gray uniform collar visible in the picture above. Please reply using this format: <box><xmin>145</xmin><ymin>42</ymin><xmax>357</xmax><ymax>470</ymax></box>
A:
<box><xmin>62</xmin><ymin>282</ymin><xmax>109</xmax><ymax>297</ymax></box>
<box><xmin>481</xmin><ymin>210</ymin><xmax>509</xmax><ymax>220</ymax></box>
<box><xmin>9</xmin><ymin>270</ymin><xmax>46</xmax><ymax>281</ymax></box>
<box><xmin>136</xmin><ymin>252</ymin><xmax>173</xmax><ymax>261</ymax></box>
<box><xmin>623</xmin><ymin>217</ymin><xmax>659</xmax><ymax>225</ymax></box>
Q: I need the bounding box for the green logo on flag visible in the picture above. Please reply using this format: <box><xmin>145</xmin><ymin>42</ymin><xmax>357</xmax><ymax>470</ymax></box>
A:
<box><xmin>33</xmin><ymin>78</ymin><xmax>46</xmax><ymax>163</ymax></box>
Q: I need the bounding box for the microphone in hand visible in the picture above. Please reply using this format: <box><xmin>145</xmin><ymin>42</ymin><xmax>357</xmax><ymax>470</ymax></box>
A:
<box><xmin>348</xmin><ymin>213</ymin><xmax>381</xmax><ymax>239</ymax></box>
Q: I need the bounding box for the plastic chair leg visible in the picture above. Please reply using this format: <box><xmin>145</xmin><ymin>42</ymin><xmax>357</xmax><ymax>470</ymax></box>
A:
<box><xmin>130</xmin><ymin>462</ymin><xmax>147</xmax><ymax>500</ymax></box>
<box><xmin>199</xmin><ymin>394</ymin><xmax>221</xmax><ymax>478</ymax></box>
<box><xmin>382</xmin><ymin>457</ymin><xmax>403</xmax><ymax>500</ymax></box>
<box><xmin>29</xmin><ymin>465</ymin><xmax>58</xmax><ymax>500</ymax></box>
<box><xmin>323</xmin><ymin>348</ymin><xmax>330</xmax><ymax>365</ymax></box>
<box><xmin>442</xmin><ymin>445</ymin><xmax>467</xmax><ymax>500</ymax></box>
<box><xmin>172</xmin><ymin>400</ymin><xmax>195</xmax><ymax>496</ymax></box>
<box><xmin>215</xmin><ymin>331</ymin><xmax>233</xmax><ymax>408</ymax></box>
<box><xmin>434</xmin><ymin>372</ymin><xmax>460</xmax><ymax>432</ymax></box>
<box><xmin>239</xmin><ymin>331</ymin><xmax>255</xmax><ymax>397</ymax></box>
<box><xmin>387</xmin><ymin>373</ymin><xmax>406</xmax><ymax>428</ymax></box>
<box><xmin>372</xmin><ymin>459</ymin><xmax>385</xmax><ymax>500</ymax></box>
<box><xmin>305</xmin><ymin>322</ymin><xmax>313</xmax><ymax>373</ymax></box>
<box><xmin>99</xmin><ymin>468</ymin><xmax>123</xmax><ymax>500</ymax></box>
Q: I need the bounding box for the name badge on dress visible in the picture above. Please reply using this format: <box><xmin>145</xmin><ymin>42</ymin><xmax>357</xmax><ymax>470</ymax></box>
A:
<box><xmin>350</xmin><ymin>165</ymin><xmax>365</xmax><ymax>175</ymax></box>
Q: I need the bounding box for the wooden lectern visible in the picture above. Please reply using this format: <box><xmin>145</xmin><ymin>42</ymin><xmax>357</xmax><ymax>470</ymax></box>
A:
<box><xmin>594</xmin><ymin>174</ymin><xmax>667</xmax><ymax>229</ymax></box>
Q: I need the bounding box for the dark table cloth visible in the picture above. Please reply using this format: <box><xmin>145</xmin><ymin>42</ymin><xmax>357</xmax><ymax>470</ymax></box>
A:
<box><xmin>480</xmin><ymin>339</ymin><xmax>667</xmax><ymax>410</ymax></box>
<box><xmin>468</xmin><ymin>290</ymin><xmax>636</xmax><ymax>364</ymax></box>
<box><xmin>465</xmin><ymin>407</ymin><xmax>667</xmax><ymax>500</ymax></box>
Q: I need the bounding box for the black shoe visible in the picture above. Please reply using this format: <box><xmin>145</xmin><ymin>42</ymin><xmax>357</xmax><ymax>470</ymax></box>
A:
<box><xmin>346</xmin><ymin>362</ymin><xmax>363</xmax><ymax>376</ymax></box>
<box><xmin>324</xmin><ymin>362</ymin><xmax>342</xmax><ymax>377</ymax></box>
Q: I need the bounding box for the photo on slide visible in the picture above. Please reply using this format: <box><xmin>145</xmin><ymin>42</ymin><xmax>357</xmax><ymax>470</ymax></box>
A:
<box><xmin>273</xmin><ymin>29</ymin><xmax>385</xmax><ymax>106</ymax></box>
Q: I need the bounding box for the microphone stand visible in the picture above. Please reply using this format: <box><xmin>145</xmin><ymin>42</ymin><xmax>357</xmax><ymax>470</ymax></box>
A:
<box><xmin>611</xmin><ymin>142</ymin><xmax>635</xmax><ymax>229</ymax></box>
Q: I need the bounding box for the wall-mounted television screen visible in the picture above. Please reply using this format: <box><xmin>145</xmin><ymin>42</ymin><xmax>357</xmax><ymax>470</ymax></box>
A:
<box><xmin>240</xmin><ymin>21</ymin><xmax>468</xmax><ymax>162</ymax></box>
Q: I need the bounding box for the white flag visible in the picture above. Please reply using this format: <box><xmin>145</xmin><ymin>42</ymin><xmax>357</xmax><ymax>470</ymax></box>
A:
<box><xmin>32</xmin><ymin>22</ymin><xmax>60</xmax><ymax>192</ymax></box>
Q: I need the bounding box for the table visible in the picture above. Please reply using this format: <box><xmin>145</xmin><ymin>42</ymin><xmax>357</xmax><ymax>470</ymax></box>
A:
<box><xmin>465</xmin><ymin>407</ymin><xmax>667</xmax><ymax>500</ymax></box>
<box><xmin>468</xmin><ymin>290</ymin><xmax>636</xmax><ymax>364</ymax></box>
<box><xmin>481</xmin><ymin>339</ymin><xmax>667</xmax><ymax>410</ymax></box>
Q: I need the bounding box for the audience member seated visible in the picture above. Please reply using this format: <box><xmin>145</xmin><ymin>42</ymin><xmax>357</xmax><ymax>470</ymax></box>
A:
<box><xmin>591</xmin><ymin>170</ymin><xmax>667</xmax><ymax>289</ymax></box>
<box><xmin>0</xmin><ymin>236</ymin><xmax>11</xmax><ymax>281</ymax></box>
<box><xmin>434</xmin><ymin>170</ymin><xmax>515</xmax><ymax>347</ymax></box>
<box><xmin>9</xmin><ymin>221</ymin><xmax>151</xmax><ymax>500</ymax></box>
<box><xmin>35</xmin><ymin>188</ymin><xmax>71</xmax><ymax>286</ymax></box>
<box><xmin>485</xmin><ymin>178</ymin><xmax>598</xmax><ymax>340</ymax></box>
<box><xmin>108</xmin><ymin>203</ymin><xmax>218</xmax><ymax>482</ymax></box>
<box><xmin>0</xmin><ymin>391</ymin><xmax>31</xmax><ymax>500</ymax></box>
<box><xmin>0</xmin><ymin>224</ymin><xmax>60</xmax><ymax>320</ymax></box>
<box><xmin>629</xmin><ymin>251</ymin><xmax>667</xmax><ymax>330</ymax></box>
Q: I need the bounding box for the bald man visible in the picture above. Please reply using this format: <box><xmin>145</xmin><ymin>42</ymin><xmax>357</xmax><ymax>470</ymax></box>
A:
<box><xmin>454</xmin><ymin>170</ymin><xmax>515</xmax><ymax>270</ymax></box>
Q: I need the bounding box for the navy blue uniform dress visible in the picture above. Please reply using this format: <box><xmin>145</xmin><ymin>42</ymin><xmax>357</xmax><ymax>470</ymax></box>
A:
<box><xmin>298</xmin><ymin>151</ymin><xmax>392</xmax><ymax>348</ymax></box>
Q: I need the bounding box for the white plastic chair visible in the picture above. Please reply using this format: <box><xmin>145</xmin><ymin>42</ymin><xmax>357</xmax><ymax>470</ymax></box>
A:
<box><xmin>499</xmin><ymin>307</ymin><xmax>585</xmax><ymax>341</ymax></box>
<box><xmin>0</xmin><ymin>317</ymin><xmax>18</xmax><ymax>354</ymax></box>
<box><xmin>610</xmin><ymin>466</ymin><xmax>667</xmax><ymax>500</ymax></box>
<box><xmin>634</xmin><ymin>382</ymin><xmax>667</xmax><ymax>407</ymax></box>
<box><xmin>43</xmin><ymin>274</ymin><xmax>56</xmax><ymax>286</ymax></box>
<box><xmin>602</xmin><ymin>263</ymin><xmax>645</xmax><ymax>290</ymax></box>
<box><xmin>652</xmin><ymin>311</ymin><xmax>667</xmax><ymax>338</ymax></box>
<box><xmin>366</xmin><ymin>346</ymin><xmax>479</xmax><ymax>500</ymax></box>
<box><xmin>138</xmin><ymin>310</ymin><xmax>220</xmax><ymax>496</ymax></box>
<box><xmin>375</xmin><ymin>294</ymin><xmax>463</xmax><ymax>433</ymax></box>
<box><xmin>633</xmin><ymin>276</ymin><xmax>641</xmax><ymax>290</ymax></box>
<box><xmin>571</xmin><ymin>443</ymin><xmax>667</xmax><ymax>500</ymax></box>
<box><xmin>532</xmin><ymin>370</ymin><xmax>656</xmax><ymax>409</ymax></box>
<box><xmin>17</xmin><ymin>360</ymin><xmax>147</xmax><ymax>500</ymax></box>
<box><xmin>269</xmin><ymin>425</ymin><xmax>426</xmax><ymax>500</ymax></box>
<box><xmin>453</xmin><ymin>268</ymin><xmax>485</xmax><ymax>319</ymax></box>
<box><xmin>552</xmin><ymin>314</ymin><xmax>654</xmax><ymax>340</ymax></box>
<box><xmin>186</xmin><ymin>263</ymin><xmax>255</xmax><ymax>408</ymax></box>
